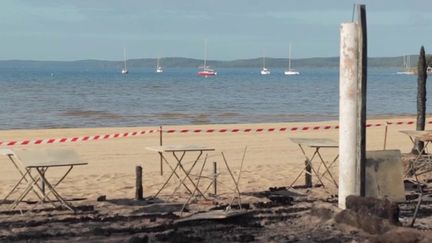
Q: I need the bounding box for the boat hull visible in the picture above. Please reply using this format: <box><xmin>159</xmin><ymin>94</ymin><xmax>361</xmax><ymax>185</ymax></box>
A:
<box><xmin>284</xmin><ymin>70</ymin><xmax>300</xmax><ymax>75</ymax></box>
<box><xmin>396</xmin><ymin>71</ymin><xmax>414</xmax><ymax>75</ymax></box>
<box><xmin>198</xmin><ymin>70</ymin><xmax>217</xmax><ymax>77</ymax></box>
<box><xmin>260</xmin><ymin>69</ymin><xmax>270</xmax><ymax>75</ymax></box>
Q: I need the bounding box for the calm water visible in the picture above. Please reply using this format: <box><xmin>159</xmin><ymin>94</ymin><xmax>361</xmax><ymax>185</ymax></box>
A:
<box><xmin>0</xmin><ymin>66</ymin><xmax>422</xmax><ymax>129</ymax></box>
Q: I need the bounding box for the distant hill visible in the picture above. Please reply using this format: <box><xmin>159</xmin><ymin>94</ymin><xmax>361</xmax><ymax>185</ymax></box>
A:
<box><xmin>0</xmin><ymin>56</ymin><xmax>418</xmax><ymax>69</ymax></box>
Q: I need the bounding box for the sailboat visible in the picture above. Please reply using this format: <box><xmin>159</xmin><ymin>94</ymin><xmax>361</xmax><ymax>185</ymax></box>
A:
<box><xmin>121</xmin><ymin>48</ymin><xmax>128</xmax><ymax>74</ymax></box>
<box><xmin>156</xmin><ymin>57</ymin><xmax>163</xmax><ymax>73</ymax></box>
<box><xmin>198</xmin><ymin>40</ymin><xmax>217</xmax><ymax>77</ymax></box>
<box><xmin>260</xmin><ymin>56</ymin><xmax>270</xmax><ymax>75</ymax></box>
<box><xmin>396</xmin><ymin>55</ymin><xmax>414</xmax><ymax>75</ymax></box>
<box><xmin>284</xmin><ymin>44</ymin><xmax>300</xmax><ymax>75</ymax></box>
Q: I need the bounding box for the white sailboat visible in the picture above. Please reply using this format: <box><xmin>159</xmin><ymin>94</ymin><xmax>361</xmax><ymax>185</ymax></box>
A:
<box><xmin>121</xmin><ymin>48</ymin><xmax>128</xmax><ymax>74</ymax></box>
<box><xmin>396</xmin><ymin>55</ymin><xmax>414</xmax><ymax>75</ymax></box>
<box><xmin>260</xmin><ymin>56</ymin><xmax>270</xmax><ymax>75</ymax></box>
<box><xmin>197</xmin><ymin>39</ymin><xmax>217</xmax><ymax>77</ymax></box>
<box><xmin>156</xmin><ymin>57</ymin><xmax>163</xmax><ymax>73</ymax></box>
<box><xmin>284</xmin><ymin>44</ymin><xmax>300</xmax><ymax>75</ymax></box>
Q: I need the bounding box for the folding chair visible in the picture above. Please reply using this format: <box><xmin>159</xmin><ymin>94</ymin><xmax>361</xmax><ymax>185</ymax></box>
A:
<box><xmin>1</xmin><ymin>149</ymin><xmax>49</xmax><ymax>204</ymax></box>
<box><xmin>1</xmin><ymin>148</ymin><xmax>87</xmax><ymax>212</ymax></box>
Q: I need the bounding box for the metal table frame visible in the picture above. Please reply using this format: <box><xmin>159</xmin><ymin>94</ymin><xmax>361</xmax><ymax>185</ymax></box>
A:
<box><xmin>147</xmin><ymin>145</ymin><xmax>215</xmax><ymax>199</ymax></box>
<box><xmin>289</xmin><ymin>138</ymin><xmax>339</xmax><ymax>188</ymax></box>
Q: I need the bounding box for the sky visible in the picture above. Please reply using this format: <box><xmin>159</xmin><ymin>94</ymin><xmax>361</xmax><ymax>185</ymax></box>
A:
<box><xmin>0</xmin><ymin>0</ymin><xmax>431</xmax><ymax>61</ymax></box>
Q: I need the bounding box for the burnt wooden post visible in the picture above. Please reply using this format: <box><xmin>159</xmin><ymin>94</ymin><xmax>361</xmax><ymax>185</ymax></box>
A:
<box><xmin>412</xmin><ymin>46</ymin><xmax>427</xmax><ymax>154</ymax></box>
<box><xmin>305</xmin><ymin>159</ymin><xmax>312</xmax><ymax>187</ymax></box>
<box><xmin>357</xmin><ymin>4</ymin><xmax>367</xmax><ymax>197</ymax></box>
<box><xmin>213</xmin><ymin>161</ymin><xmax>217</xmax><ymax>195</ymax></box>
<box><xmin>135</xmin><ymin>166</ymin><xmax>143</xmax><ymax>200</ymax></box>
<box><xmin>40</xmin><ymin>169</ymin><xmax>46</xmax><ymax>199</ymax></box>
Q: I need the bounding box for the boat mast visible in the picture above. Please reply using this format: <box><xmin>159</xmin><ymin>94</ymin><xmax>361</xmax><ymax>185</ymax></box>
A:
<box><xmin>123</xmin><ymin>48</ymin><xmax>127</xmax><ymax>70</ymax></box>
<box><xmin>407</xmin><ymin>55</ymin><xmax>410</xmax><ymax>69</ymax></box>
<box><xmin>204</xmin><ymin>39</ymin><xmax>208</xmax><ymax>70</ymax></box>
<box><xmin>288</xmin><ymin>44</ymin><xmax>292</xmax><ymax>70</ymax></box>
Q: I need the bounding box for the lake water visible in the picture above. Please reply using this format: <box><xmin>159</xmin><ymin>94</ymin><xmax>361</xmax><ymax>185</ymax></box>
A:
<box><xmin>0</xmin><ymin>66</ymin><xmax>422</xmax><ymax>130</ymax></box>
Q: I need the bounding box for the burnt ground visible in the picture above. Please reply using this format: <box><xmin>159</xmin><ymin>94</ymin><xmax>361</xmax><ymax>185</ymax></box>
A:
<box><xmin>0</xmin><ymin>187</ymin><xmax>373</xmax><ymax>243</ymax></box>
<box><xmin>0</xmin><ymin>183</ymin><xmax>432</xmax><ymax>243</ymax></box>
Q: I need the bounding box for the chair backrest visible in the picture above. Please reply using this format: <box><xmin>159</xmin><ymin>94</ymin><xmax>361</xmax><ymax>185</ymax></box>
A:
<box><xmin>12</xmin><ymin>148</ymin><xmax>86</xmax><ymax>168</ymax></box>
<box><xmin>0</xmin><ymin>148</ymin><xmax>15</xmax><ymax>156</ymax></box>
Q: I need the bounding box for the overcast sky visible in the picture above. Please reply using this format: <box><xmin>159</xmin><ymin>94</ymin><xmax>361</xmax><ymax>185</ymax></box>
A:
<box><xmin>1</xmin><ymin>0</ymin><xmax>431</xmax><ymax>61</ymax></box>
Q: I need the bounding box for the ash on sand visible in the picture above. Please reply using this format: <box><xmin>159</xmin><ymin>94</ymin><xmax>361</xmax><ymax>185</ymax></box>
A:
<box><xmin>1</xmin><ymin>184</ymin><xmax>432</xmax><ymax>243</ymax></box>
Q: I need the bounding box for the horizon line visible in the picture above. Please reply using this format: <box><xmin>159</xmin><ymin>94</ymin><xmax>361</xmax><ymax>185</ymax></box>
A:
<box><xmin>0</xmin><ymin>55</ymin><xmax>417</xmax><ymax>63</ymax></box>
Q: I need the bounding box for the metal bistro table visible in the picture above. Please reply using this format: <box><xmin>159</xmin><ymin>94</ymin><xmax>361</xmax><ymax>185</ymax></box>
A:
<box><xmin>289</xmin><ymin>138</ymin><xmax>339</xmax><ymax>188</ymax></box>
<box><xmin>146</xmin><ymin>145</ymin><xmax>215</xmax><ymax>199</ymax></box>
<box><xmin>400</xmin><ymin>130</ymin><xmax>432</xmax><ymax>177</ymax></box>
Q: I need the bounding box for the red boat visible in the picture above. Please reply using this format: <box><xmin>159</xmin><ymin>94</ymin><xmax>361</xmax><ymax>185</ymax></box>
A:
<box><xmin>197</xmin><ymin>68</ymin><xmax>217</xmax><ymax>77</ymax></box>
<box><xmin>198</xmin><ymin>40</ymin><xmax>217</xmax><ymax>77</ymax></box>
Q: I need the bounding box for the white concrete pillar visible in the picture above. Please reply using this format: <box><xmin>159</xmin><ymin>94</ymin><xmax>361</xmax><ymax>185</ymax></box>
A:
<box><xmin>339</xmin><ymin>23</ymin><xmax>360</xmax><ymax>209</ymax></box>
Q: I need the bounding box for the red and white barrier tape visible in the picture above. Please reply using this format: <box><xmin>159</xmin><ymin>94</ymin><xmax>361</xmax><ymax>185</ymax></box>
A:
<box><xmin>162</xmin><ymin>120</ymin><xmax>418</xmax><ymax>134</ymax></box>
<box><xmin>0</xmin><ymin>120</ymin><xmax>423</xmax><ymax>147</ymax></box>
<box><xmin>0</xmin><ymin>129</ymin><xmax>158</xmax><ymax>147</ymax></box>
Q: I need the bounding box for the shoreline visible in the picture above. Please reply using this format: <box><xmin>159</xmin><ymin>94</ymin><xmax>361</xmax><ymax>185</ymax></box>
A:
<box><xmin>0</xmin><ymin>114</ymin><xmax>424</xmax><ymax>133</ymax></box>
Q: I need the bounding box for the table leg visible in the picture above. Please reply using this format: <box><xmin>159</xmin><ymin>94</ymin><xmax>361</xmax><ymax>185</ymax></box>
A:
<box><xmin>221</xmin><ymin>152</ymin><xmax>242</xmax><ymax>209</ymax></box>
<box><xmin>154</xmin><ymin>153</ymin><xmax>194</xmax><ymax>197</ymax></box>
<box><xmin>173</xmin><ymin>151</ymin><xmax>207</xmax><ymax>199</ymax></box>
<box><xmin>34</xmin><ymin>168</ymin><xmax>74</xmax><ymax>212</ymax></box>
<box><xmin>316</xmin><ymin>150</ymin><xmax>339</xmax><ymax>188</ymax></box>
<box><xmin>298</xmin><ymin>145</ymin><xmax>319</xmax><ymax>188</ymax></box>
<box><xmin>10</xmin><ymin>167</ymin><xmax>57</xmax><ymax>210</ymax></box>
<box><xmin>33</xmin><ymin>166</ymin><xmax>75</xmax><ymax>206</ymax></box>
<box><xmin>181</xmin><ymin>155</ymin><xmax>208</xmax><ymax>215</ymax></box>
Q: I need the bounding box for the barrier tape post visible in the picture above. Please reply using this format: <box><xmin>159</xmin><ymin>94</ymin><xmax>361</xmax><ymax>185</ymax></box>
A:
<box><xmin>383</xmin><ymin>122</ymin><xmax>389</xmax><ymax>150</ymax></box>
<box><xmin>160</xmin><ymin>125</ymin><xmax>163</xmax><ymax>176</ymax></box>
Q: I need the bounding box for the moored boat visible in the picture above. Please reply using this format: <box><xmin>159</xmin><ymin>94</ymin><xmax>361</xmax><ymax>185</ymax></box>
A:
<box><xmin>156</xmin><ymin>57</ymin><xmax>163</xmax><ymax>73</ymax></box>
<box><xmin>121</xmin><ymin>48</ymin><xmax>128</xmax><ymax>74</ymax></box>
<box><xmin>197</xmin><ymin>40</ymin><xmax>217</xmax><ymax>77</ymax></box>
<box><xmin>260</xmin><ymin>56</ymin><xmax>270</xmax><ymax>75</ymax></box>
<box><xmin>284</xmin><ymin>44</ymin><xmax>300</xmax><ymax>75</ymax></box>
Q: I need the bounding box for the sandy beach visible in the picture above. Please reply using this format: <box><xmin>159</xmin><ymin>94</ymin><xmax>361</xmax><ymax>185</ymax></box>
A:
<box><xmin>1</xmin><ymin>116</ymin><xmax>432</xmax><ymax>242</ymax></box>
<box><xmin>0</xmin><ymin>117</ymin><xmax>418</xmax><ymax>201</ymax></box>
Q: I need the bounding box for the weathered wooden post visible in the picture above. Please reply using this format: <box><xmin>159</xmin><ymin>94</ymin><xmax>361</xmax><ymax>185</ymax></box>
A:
<box><xmin>338</xmin><ymin>4</ymin><xmax>367</xmax><ymax>209</ymax></box>
<box><xmin>412</xmin><ymin>46</ymin><xmax>427</xmax><ymax>154</ymax></box>
<box><xmin>135</xmin><ymin>166</ymin><xmax>143</xmax><ymax>200</ymax></box>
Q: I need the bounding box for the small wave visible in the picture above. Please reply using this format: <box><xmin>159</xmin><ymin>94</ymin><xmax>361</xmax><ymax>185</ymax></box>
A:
<box><xmin>61</xmin><ymin>109</ymin><xmax>124</xmax><ymax>120</ymax></box>
<box><xmin>153</xmin><ymin>112</ymin><xmax>211</xmax><ymax>124</ymax></box>
<box><xmin>217</xmin><ymin>112</ymin><xmax>241</xmax><ymax>117</ymax></box>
